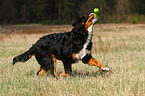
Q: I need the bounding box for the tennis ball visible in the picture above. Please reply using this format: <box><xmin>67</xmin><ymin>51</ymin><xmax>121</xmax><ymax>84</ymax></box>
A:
<box><xmin>94</xmin><ymin>8</ymin><xmax>99</xmax><ymax>18</ymax></box>
<box><xmin>94</xmin><ymin>8</ymin><xmax>99</xmax><ymax>13</ymax></box>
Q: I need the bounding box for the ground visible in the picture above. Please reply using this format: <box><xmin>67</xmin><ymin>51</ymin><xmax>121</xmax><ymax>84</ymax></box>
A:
<box><xmin>0</xmin><ymin>24</ymin><xmax>145</xmax><ymax>96</ymax></box>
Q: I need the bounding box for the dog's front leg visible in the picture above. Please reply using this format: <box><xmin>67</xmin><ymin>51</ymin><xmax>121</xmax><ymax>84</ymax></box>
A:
<box><xmin>60</xmin><ymin>60</ymin><xmax>73</xmax><ymax>77</ymax></box>
<box><xmin>87</xmin><ymin>58</ymin><xmax>109</xmax><ymax>71</ymax></box>
<box><xmin>82</xmin><ymin>55</ymin><xmax>109</xmax><ymax>71</ymax></box>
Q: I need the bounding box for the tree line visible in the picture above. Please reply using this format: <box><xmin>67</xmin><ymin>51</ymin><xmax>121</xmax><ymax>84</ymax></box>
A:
<box><xmin>0</xmin><ymin>0</ymin><xmax>145</xmax><ymax>24</ymax></box>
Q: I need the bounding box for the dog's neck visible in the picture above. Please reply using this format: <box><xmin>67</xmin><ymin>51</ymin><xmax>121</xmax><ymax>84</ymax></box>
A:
<box><xmin>86</xmin><ymin>24</ymin><xmax>93</xmax><ymax>44</ymax></box>
<box><xmin>88</xmin><ymin>24</ymin><xmax>93</xmax><ymax>33</ymax></box>
<box><xmin>74</xmin><ymin>24</ymin><xmax>93</xmax><ymax>59</ymax></box>
<box><xmin>82</xmin><ymin>24</ymin><xmax>93</xmax><ymax>55</ymax></box>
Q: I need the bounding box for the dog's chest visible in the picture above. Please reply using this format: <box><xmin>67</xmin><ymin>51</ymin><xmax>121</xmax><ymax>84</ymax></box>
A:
<box><xmin>75</xmin><ymin>25</ymin><xmax>93</xmax><ymax>59</ymax></box>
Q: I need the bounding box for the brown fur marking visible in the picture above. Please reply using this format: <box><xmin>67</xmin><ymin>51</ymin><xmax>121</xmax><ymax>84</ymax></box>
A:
<box><xmin>88</xmin><ymin>58</ymin><xmax>106</xmax><ymax>69</ymax></box>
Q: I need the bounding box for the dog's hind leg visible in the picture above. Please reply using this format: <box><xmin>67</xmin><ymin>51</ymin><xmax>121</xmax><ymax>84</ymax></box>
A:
<box><xmin>49</xmin><ymin>52</ymin><xmax>60</xmax><ymax>79</ymax></box>
<box><xmin>34</xmin><ymin>48</ymin><xmax>59</xmax><ymax>79</ymax></box>
<box><xmin>37</xmin><ymin>67</ymin><xmax>48</xmax><ymax>76</ymax></box>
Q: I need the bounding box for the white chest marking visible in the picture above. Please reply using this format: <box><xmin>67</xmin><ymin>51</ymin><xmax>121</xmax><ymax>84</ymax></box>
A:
<box><xmin>75</xmin><ymin>25</ymin><xmax>93</xmax><ymax>59</ymax></box>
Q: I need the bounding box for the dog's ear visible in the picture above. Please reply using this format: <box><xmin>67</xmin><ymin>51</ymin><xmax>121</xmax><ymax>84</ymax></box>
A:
<box><xmin>72</xmin><ymin>20</ymin><xmax>78</xmax><ymax>27</ymax></box>
<box><xmin>72</xmin><ymin>16</ymin><xmax>87</xmax><ymax>28</ymax></box>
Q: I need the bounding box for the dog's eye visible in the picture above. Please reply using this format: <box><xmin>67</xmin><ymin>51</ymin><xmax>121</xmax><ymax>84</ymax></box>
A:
<box><xmin>89</xmin><ymin>16</ymin><xmax>94</xmax><ymax>22</ymax></box>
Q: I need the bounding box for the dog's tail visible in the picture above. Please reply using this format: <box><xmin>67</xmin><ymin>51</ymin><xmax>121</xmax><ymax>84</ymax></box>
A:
<box><xmin>13</xmin><ymin>45</ymin><xmax>35</xmax><ymax>65</ymax></box>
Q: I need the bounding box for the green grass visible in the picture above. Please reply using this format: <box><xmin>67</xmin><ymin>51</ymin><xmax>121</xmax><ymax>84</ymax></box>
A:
<box><xmin>0</xmin><ymin>24</ymin><xmax>145</xmax><ymax>96</ymax></box>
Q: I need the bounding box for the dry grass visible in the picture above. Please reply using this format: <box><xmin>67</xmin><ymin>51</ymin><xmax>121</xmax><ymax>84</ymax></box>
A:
<box><xmin>0</xmin><ymin>24</ymin><xmax>145</xmax><ymax>96</ymax></box>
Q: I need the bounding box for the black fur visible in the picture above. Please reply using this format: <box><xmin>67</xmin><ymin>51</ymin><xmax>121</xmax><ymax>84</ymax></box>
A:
<box><xmin>13</xmin><ymin>15</ymin><xmax>95</xmax><ymax>77</ymax></box>
<box><xmin>13</xmin><ymin>45</ymin><xmax>34</xmax><ymax>64</ymax></box>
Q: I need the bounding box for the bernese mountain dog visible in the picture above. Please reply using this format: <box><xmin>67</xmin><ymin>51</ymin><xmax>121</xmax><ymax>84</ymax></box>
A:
<box><xmin>13</xmin><ymin>13</ymin><xmax>109</xmax><ymax>79</ymax></box>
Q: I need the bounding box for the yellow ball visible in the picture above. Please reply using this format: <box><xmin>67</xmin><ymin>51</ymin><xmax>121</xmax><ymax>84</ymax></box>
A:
<box><xmin>94</xmin><ymin>8</ymin><xmax>99</xmax><ymax>13</ymax></box>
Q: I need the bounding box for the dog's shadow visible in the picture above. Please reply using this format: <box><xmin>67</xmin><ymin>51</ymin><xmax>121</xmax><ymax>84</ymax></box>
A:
<box><xmin>70</xmin><ymin>69</ymin><xmax>112</xmax><ymax>78</ymax></box>
<box><xmin>26</xmin><ymin>69</ymin><xmax>112</xmax><ymax>79</ymax></box>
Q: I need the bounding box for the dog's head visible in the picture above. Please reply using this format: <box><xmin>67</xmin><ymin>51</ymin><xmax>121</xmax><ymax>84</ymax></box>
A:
<box><xmin>72</xmin><ymin>13</ymin><xmax>98</xmax><ymax>30</ymax></box>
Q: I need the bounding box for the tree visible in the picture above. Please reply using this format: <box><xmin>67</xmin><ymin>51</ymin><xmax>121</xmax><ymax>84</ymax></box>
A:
<box><xmin>62</xmin><ymin>1</ymin><xmax>74</xmax><ymax>20</ymax></box>
<box><xmin>130</xmin><ymin>0</ymin><xmax>145</xmax><ymax>14</ymax></box>
<box><xmin>0</xmin><ymin>0</ymin><xmax>17</xmax><ymax>24</ymax></box>
<box><xmin>116</xmin><ymin>0</ymin><xmax>132</xmax><ymax>16</ymax></box>
<box><xmin>78</xmin><ymin>0</ymin><xmax>117</xmax><ymax>22</ymax></box>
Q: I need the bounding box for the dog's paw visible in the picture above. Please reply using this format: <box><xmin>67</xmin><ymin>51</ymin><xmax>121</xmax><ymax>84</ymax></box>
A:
<box><xmin>60</xmin><ymin>72</ymin><xmax>70</xmax><ymax>77</ymax></box>
<box><xmin>102</xmin><ymin>67</ymin><xmax>109</xmax><ymax>71</ymax></box>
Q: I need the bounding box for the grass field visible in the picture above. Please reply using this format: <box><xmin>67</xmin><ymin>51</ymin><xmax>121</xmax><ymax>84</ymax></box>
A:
<box><xmin>0</xmin><ymin>24</ymin><xmax>145</xmax><ymax>96</ymax></box>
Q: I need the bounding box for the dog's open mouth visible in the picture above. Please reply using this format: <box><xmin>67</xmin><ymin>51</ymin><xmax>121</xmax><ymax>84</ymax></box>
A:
<box><xmin>88</xmin><ymin>13</ymin><xmax>98</xmax><ymax>24</ymax></box>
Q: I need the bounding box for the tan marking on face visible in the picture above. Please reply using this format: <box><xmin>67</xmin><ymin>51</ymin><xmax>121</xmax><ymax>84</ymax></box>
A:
<box><xmin>84</xmin><ymin>13</ymin><xmax>94</xmax><ymax>30</ymax></box>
